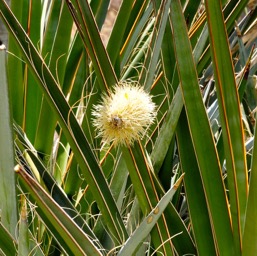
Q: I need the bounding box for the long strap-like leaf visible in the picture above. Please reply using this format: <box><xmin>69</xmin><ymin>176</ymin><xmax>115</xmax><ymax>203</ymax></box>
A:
<box><xmin>66</xmin><ymin>0</ymin><xmax>117</xmax><ymax>92</ymax></box>
<box><xmin>0</xmin><ymin>0</ymin><xmax>128</xmax><ymax>245</ymax></box>
<box><xmin>170</xmin><ymin>0</ymin><xmax>235</xmax><ymax>254</ymax></box>
<box><xmin>205</xmin><ymin>1</ymin><xmax>248</xmax><ymax>252</ymax></box>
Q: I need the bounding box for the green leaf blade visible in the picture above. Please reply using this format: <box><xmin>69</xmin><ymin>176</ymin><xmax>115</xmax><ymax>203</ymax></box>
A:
<box><xmin>243</xmin><ymin>115</ymin><xmax>257</xmax><ymax>255</ymax></box>
<box><xmin>0</xmin><ymin>0</ymin><xmax>128</xmax><ymax>245</ymax></box>
<box><xmin>118</xmin><ymin>174</ymin><xmax>184</xmax><ymax>256</ymax></box>
<box><xmin>170</xmin><ymin>0</ymin><xmax>235</xmax><ymax>254</ymax></box>
<box><xmin>205</xmin><ymin>1</ymin><xmax>248</xmax><ymax>252</ymax></box>
<box><xmin>16</xmin><ymin>166</ymin><xmax>103</xmax><ymax>256</ymax></box>
<box><xmin>0</xmin><ymin>45</ymin><xmax>17</xmax><ymax>237</ymax></box>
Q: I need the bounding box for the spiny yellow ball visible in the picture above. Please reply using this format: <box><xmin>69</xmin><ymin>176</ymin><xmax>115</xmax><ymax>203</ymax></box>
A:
<box><xmin>92</xmin><ymin>82</ymin><xmax>156</xmax><ymax>146</ymax></box>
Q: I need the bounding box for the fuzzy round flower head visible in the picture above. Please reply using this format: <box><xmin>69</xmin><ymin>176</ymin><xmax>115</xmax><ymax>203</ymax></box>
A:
<box><xmin>92</xmin><ymin>82</ymin><xmax>156</xmax><ymax>147</ymax></box>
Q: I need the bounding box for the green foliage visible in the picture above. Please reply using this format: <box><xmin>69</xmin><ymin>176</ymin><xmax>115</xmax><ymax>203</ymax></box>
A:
<box><xmin>0</xmin><ymin>0</ymin><xmax>257</xmax><ymax>255</ymax></box>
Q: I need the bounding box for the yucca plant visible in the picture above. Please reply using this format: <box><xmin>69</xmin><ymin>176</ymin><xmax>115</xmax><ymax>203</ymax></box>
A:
<box><xmin>1</xmin><ymin>0</ymin><xmax>257</xmax><ymax>255</ymax></box>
